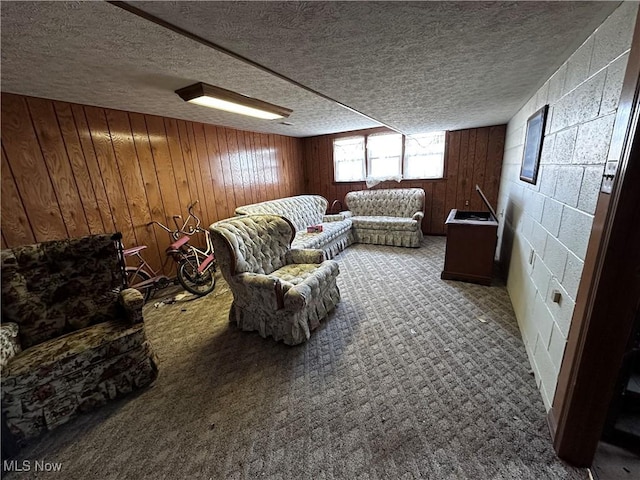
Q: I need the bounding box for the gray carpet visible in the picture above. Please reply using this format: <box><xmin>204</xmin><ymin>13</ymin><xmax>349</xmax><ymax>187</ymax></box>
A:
<box><xmin>4</xmin><ymin>237</ymin><xmax>586</xmax><ymax>479</ymax></box>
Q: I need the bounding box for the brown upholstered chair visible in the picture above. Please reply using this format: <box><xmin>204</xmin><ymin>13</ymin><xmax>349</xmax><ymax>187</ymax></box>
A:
<box><xmin>0</xmin><ymin>234</ymin><xmax>158</xmax><ymax>443</ymax></box>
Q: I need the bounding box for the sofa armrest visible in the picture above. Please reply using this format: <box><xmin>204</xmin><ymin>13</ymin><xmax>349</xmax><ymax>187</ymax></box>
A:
<box><xmin>235</xmin><ymin>273</ymin><xmax>281</xmax><ymax>311</ymax></box>
<box><xmin>282</xmin><ymin>260</ymin><xmax>339</xmax><ymax>311</ymax></box>
<box><xmin>412</xmin><ymin>211</ymin><xmax>424</xmax><ymax>222</ymax></box>
<box><xmin>286</xmin><ymin>249</ymin><xmax>325</xmax><ymax>265</ymax></box>
<box><xmin>0</xmin><ymin>323</ymin><xmax>22</xmax><ymax>368</ymax></box>
<box><xmin>339</xmin><ymin>210</ymin><xmax>353</xmax><ymax>219</ymax></box>
<box><xmin>322</xmin><ymin>214</ymin><xmax>345</xmax><ymax>222</ymax></box>
<box><xmin>119</xmin><ymin>288</ymin><xmax>145</xmax><ymax>324</ymax></box>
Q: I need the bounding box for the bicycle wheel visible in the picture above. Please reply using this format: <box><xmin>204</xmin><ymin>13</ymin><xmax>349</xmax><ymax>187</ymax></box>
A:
<box><xmin>125</xmin><ymin>267</ymin><xmax>153</xmax><ymax>303</ymax></box>
<box><xmin>177</xmin><ymin>259</ymin><xmax>216</xmax><ymax>296</ymax></box>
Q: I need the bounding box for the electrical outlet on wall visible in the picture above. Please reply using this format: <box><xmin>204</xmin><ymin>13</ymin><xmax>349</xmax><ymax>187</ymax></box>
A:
<box><xmin>465</xmin><ymin>200</ymin><xmax>469</xmax><ymax>206</ymax></box>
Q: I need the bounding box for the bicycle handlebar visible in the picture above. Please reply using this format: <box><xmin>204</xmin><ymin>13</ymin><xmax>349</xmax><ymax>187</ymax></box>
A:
<box><xmin>148</xmin><ymin>200</ymin><xmax>204</xmax><ymax>237</ymax></box>
<box><xmin>183</xmin><ymin>200</ymin><xmax>202</xmax><ymax>231</ymax></box>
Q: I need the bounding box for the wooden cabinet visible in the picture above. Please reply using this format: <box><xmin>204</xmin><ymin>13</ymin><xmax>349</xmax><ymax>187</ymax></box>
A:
<box><xmin>441</xmin><ymin>186</ymin><xmax>498</xmax><ymax>286</ymax></box>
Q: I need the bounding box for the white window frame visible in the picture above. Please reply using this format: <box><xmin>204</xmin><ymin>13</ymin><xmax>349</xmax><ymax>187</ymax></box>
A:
<box><xmin>403</xmin><ymin>131</ymin><xmax>446</xmax><ymax>180</ymax></box>
<box><xmin>333</xmin><ymin>136</ymin><xmax>366</xmax><ymax>182</ymax></box>
<box><xmin>366</xmin><ymin>132</ymin><xmax>403</xmax><ymax>187</ymax></box>
<box><xmin>333</xmin><ymin>131</ymin><xmax>446</xmax><ymax>183</ymax></box>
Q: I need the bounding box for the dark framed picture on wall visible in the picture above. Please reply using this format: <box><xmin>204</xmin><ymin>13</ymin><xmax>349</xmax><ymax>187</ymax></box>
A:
<box><xmin>519</xmin><ymin>105</ymin><xmax>548</xmax><ymax>184</ymax></box>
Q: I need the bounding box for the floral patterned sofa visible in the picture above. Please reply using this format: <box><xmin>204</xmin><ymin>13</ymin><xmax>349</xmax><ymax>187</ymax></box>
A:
<box><xmin>210</xmin><ymin>214</ymin><xmax>340</xmax><ymax>345</ymax></box>
<box><xmin>0</xmin><ymin>234</ymin><xmax>158</xmax><ymax>443</ymax></box>
<box><xmin>343</xmin><ymin>188</ymin><xmax>425</xmax><ymax>247</ymax></box>
<box><xmin>235</xmin><ymin>195</ymin><xmax>353</xmax><ymax>259</ymax></box>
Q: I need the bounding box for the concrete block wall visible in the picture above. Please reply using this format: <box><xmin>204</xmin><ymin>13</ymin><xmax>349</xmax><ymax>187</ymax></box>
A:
<box><xmin>496</xmin><ymin>2</ymin><xmax>637</xmax><ymax>410</ymax></box>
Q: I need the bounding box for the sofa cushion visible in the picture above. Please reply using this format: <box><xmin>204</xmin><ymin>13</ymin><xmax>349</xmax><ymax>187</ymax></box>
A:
<box><xmin>292</xmin><ymin>218</ymin><xmax>352</xmax><ymax>250</ymax></box>
<box><xmin>270</xmin><ymin>263</ymin><xmax>319</xmax><ymax>292</ymax></box>
<box><xmin>2</xmin><ymin>320</ymin><xmax>146</xmax><ymax>382</ymax></box>
<box><xmin>351</xmin><ymin>216</ymin><xmax>420</xmax><ymax>232</ymax></box>
<box><xmin>271</xmin><ymin>261</ymin><xmax>339</xmax><ymax>307</ymax></box>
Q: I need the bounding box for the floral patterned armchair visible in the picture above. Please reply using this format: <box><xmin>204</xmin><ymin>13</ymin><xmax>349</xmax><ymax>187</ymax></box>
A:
<box><xmin>210</xmin><ymin>214</ymin><xmax>340</xmax><ymax>345</ymax></box>
<box><xmin>0</xmin><ymin>234</ymin><xmax>158</xmax><ymax>444</ymax></box>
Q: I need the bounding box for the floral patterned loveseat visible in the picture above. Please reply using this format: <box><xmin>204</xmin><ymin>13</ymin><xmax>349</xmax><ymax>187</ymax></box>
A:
<box><xmin>0</xmin><ymin>234</ymin><xmax>158</xmax><ymax>443</ymax></box>
<box><xmin>210</xmin><ymin>214</ymin><xmax>340</xmax><ymax>345</ymax></box>
<box><xmin>235</xmin><ymin>195</ymin><xmax>353</xmax><ymax>260</ymax></box>
<box><xmin>343</xmin><ymin>188</ymin><xmax>425</xmax><ymax>247</ymax></box>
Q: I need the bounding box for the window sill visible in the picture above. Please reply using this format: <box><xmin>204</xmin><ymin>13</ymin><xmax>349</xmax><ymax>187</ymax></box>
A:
<box><xmin>333</xmin><ymin>178</ymin><xmax>445</xmax><ymax>185</ymax></box>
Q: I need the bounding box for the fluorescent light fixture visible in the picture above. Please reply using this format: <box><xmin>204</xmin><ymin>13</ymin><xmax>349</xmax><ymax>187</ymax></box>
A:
<box><xmin>175</xmin><ymin>82</ymin><xmax>292</xmax><ymax>120</ymax></box>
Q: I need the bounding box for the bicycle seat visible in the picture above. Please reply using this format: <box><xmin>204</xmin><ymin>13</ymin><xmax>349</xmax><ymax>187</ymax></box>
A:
<box><xmin>123</xmin><ymin>245</ymin><xmax>147</xmax><ymax>256</ymax></box>
<box><xmin>168</xmin><ymin>235</ymin><xmax>190</xmax><ymax>251</ymax></box>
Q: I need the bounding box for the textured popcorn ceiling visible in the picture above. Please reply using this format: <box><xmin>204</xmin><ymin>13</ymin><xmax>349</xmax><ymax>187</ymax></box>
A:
<box><xmin>1</xmin><ymin>1</ymin><xmax>619</xmax><ymax>137</ymax></box>
<box><xmin>0</xmin><ymin>1</ymin><xmax>378</xmax><ymax>137</ymax></box>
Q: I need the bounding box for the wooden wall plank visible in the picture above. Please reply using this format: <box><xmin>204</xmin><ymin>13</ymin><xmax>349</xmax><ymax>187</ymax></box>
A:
<box><xmin>258</xmin><ymin>133</ymin><xmax>275</xmax><ymax>201</ymax></box>
<box><xmin>318</xmin><ymin>137</ymin><xmax>331</xmax><ymax>202</ymax></box>
<box><xmin>464</xmin><ymin>129</ymin><xmax>478</xmax><ymax>207</ymax></box>
<box><xmin>71</xmin><ymin>104</ymin><xmax>116</xmax><ymax>233</ymax></box>
<box><xmin>279</xmin><ymin>135</ymin><xmax>291</xmax><ymax>196</ymax></box>
<box><xmin>248</xmin><ymin>133</ymin><xmax>261</xmax><ymax>202</ymax></box>
<box><xmin>485</xmin><ymin>125</ymin><xmax>507</xmax><ymax>209</ymax></box>
<box><xmin>295</xmin><ymin>136</ymin><xmax>305</xmax><ymax>193</ymax></box>
<box><xmin>422</xmin><ymin>183</ymin><xmax>433</xmax><ymax>234</ymax></box>
<box><xmin>27</xmin><ymin>97</ymin><xmax>90</xmax><ymax>238</ymax></box>
<box><xmin>192</xmin><ymin>123</ymin><xmax>222</xmax><ymax>223</ymax></box>
<box><xmin>444</xmin><ymin>130</ymin><xmax>461</xmax><ymax>231</ymax></box>
<box><xmin>432</xmin><ymin>182</ymin><xmax>447</xmax><ymax>235</ymax></box>
<box><xmin>471</xmin><ymin>127</ymin><xmax>490</xmax><ymax>211</ymax></box>
<box><xmin>1</xmin><ymin>148</ymin><xmax>35</xmax><ymax>246</ymax></box>
<box><xmin>164</xmin><ymin>118</ymin><xmax>192</xmax><ymax>214</ymax></box>
<box><xmin>237</xmin><ymin>130</ymin><xmax>257</xmax><ymax>204</ymax></box>
<box><xmin>245</xmin><ymin>131</ymin><xmax>261</xmax><ymax>203</ymax></box>
<box><xmin>456</xmin><ymin>129</ymin><xmax>470</xmax><ymax>210</ymax></box>
<box><xmin>145</xmin><ymin>115</ymin><xmax>182</xmax><ymax>228</ymax></box>
<box><xmin>225</xmin><ymin>128</ymin><xmax>247</xmax><ymax>207</ymax></box>
<box><xmin>129</xmin><ymin>112</ymin><xmax>168</xmax><ymax>274</ymax></box>
<box><xmin>180</xmin><ymin>121</ymin><xmax>210</xmax><ymax>224</ymax></box>
<box><xmin>106</xmin><ymin>109</ymin><xmax>163</xmax><ymax>272</ymax></box>
<box><xmin>1</xmin><ymin>94</ymin><xmax>68</xmax><ymax>241</ymax></box>
<box><xmin>286</xmin><ymin>136</ymin><xmax>296</xmax><ymax>195</ymax></box>
<box><xmin>266</xmin><ymin>135</ymin><xmax>281</xmax><ymax>199</ymax></box>
<box><xmin>207</xmin><ymin>125</ymin><xmax>235</xmax><ymax>218</ymax></box>
<box><xmin>54</xmin><ymin>101</ymin><xmax>105</xmax><ymax>234</ymax></box>
<box><xmin>84</xmin><ymin>106</ymin><xmax>136</xmax><ymax>247</ymax></box>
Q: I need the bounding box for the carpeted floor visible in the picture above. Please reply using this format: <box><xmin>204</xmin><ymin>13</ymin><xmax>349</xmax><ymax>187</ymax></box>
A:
<box><xmin>4</xmin><ymin>237</ymin><xmax>587</xmax><ymax>479</ymax></box>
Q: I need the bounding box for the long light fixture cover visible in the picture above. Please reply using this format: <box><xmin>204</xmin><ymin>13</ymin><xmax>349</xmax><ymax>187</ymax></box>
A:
<box><xmin>175</xmin><ymin>82</ymin><xmax>292</xmax><ymax>120</ymax></box>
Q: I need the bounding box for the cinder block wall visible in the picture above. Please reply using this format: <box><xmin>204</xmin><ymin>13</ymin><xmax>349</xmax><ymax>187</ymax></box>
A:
<box><xmin>496</xmin><ymin>2</ymin><xmax>637</xmax><ymax>410</ymax></box>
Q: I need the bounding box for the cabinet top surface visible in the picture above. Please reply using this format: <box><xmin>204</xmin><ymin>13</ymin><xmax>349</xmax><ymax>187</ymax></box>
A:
<box><xmin>445</xmin><ymin>209</ymin><xmax>498</xmax><ymax>226</ymax></box>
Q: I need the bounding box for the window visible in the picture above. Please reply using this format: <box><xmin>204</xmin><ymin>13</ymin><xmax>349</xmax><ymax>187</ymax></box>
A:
<box><xmin>367</xmin><ymin>133</ymin><xmax>403</xmax><ymax>183</ymax></box>
<box><xmin>403</xmin><ymin>131</ymin><xmax>446</xmax><ymax>179</ymax></box>
<box><xmin>333</xmin><ymin>136</ymin><xmax>365</xmax><ymax>182</ymax></box>
<box><xmin>333</xmin><ymin>131</ymin><xmax>446</xmax><ymax>183</ymax></box>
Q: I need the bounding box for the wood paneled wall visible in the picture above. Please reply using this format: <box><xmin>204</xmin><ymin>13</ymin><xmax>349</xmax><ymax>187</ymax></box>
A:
<box><xmin>1</xmin><ymin>93</ymin><xmax>305</xmax><ymax>274</ymax></box>
<box><xmin>301</xmin><ymin>125</ymin><xmax>506</xmax><ymax>235</ymax></box>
